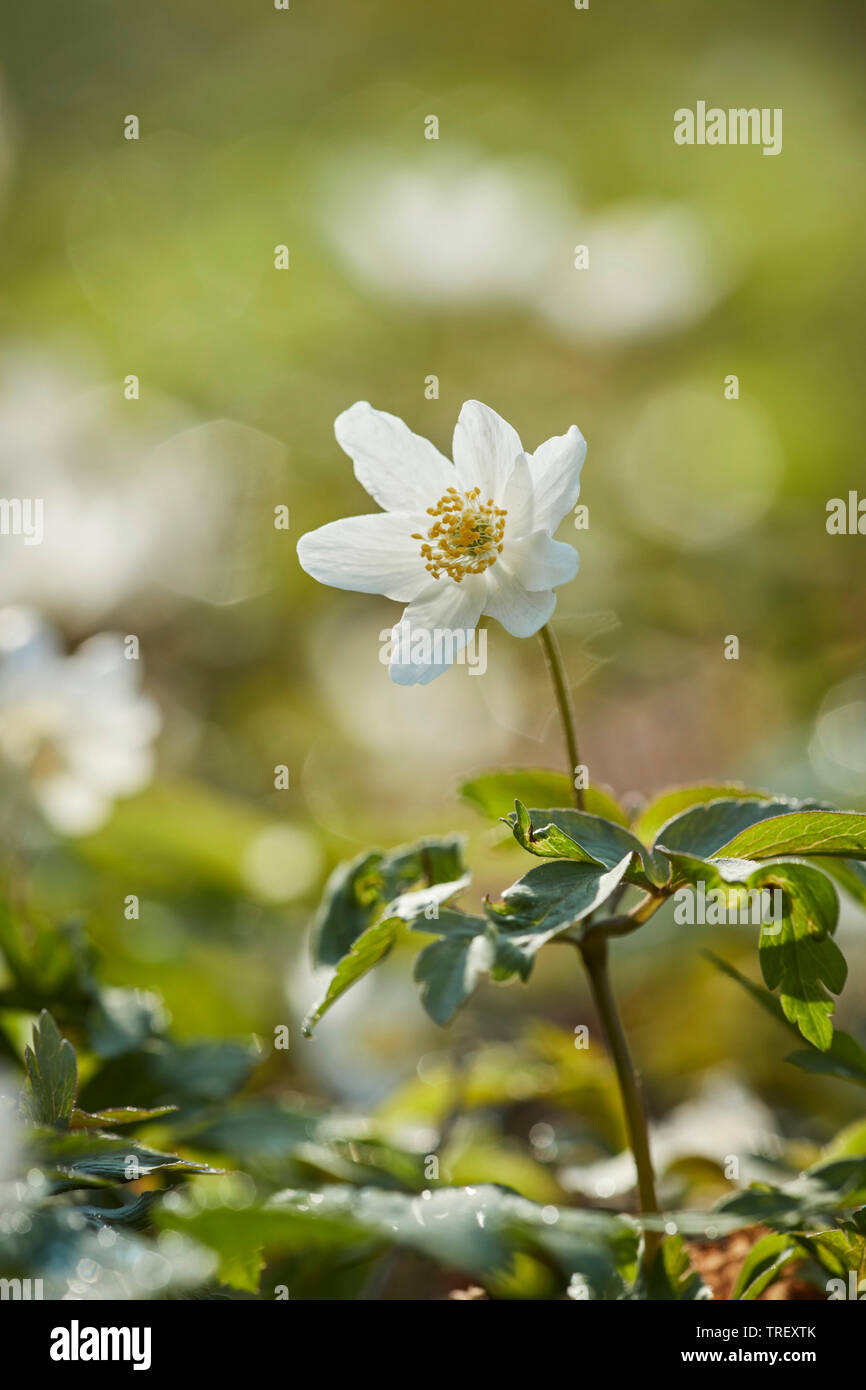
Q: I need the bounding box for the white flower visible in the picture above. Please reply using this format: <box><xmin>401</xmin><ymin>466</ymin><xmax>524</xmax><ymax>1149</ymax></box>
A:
<box><xmin>318</xmin><ymin>153</ymin><xmax>572</xmax><ymax>307</ymax></box>
<box><xmin>0</xmin><ymin>607</ymin><xmax>161</xmax><ymax>836</ymax></box>
<box><xmin>297</xmin><ymin>401</ymin><xmax>585</xmax><ymax>685</ymax></box>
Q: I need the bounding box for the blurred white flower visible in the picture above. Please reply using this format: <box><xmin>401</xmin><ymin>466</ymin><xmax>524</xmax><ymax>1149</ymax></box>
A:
<box><xmin>320</xmin><ymin>151</ymin><xmax>730</xmax><ymax>343</ymax></box>
<box><xmin>0</xmin><ymin>607</ymin><xmax>160</xmax><ymax>835</ymax></box>
<box><xmin>297</xmin><ymin>400</ymin><xmax>584</xmax><ymax>684</ymax></box>
<box><xmin>0</xmin><ymin>351</ymin><xmax>286</xmax><ymax>622</ymax></box>
<box><xmin>810</xmin><ymin>675</ymin><xmax>866</xmax><ymax>797</ymax></box>
<box><xmin>536</xmin><ymin>202</ymin><xmax>726</xmax><ymax>344</ymax></box>
<box><xmin>318</xmin><ymin>152</ymin><xmax>572</xmax><ymax>306</ymax></box>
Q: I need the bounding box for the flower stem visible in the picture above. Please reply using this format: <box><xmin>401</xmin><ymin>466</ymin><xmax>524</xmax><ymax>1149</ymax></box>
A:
<box><xmin>579</xmin><ymin>934</ymin><xmax>660</xmax><ymax>1263</ymax></box>
<box><xmin>538</xmin><ymin>624</ymin><xmax>659</xmax><ymax>1262</ymax></box>
<box><xmin>538</xmin><ymin>623</ymin><xmax>583</xmax><ymax>810</ymax></box>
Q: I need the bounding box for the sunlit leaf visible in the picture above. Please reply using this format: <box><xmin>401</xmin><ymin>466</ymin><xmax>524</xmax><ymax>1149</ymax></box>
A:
<box><xmin>731</xmin><ymin>1232</ymin><xmax>800</xmax><ymax>1300</ymax></box>
<box><xmin>718</xmin><ymin>811</ymin><xmax>866</xmax><ymax>861</ymax></box>
<box><xmin>506</xmin><ymin>804</ymin><xmax>668</xmax><ymax>887</ymax></box>
<box><xmin>20</xmin><ymin>1011</ymin><xmax>78</xmax><ymax>1131</ymax></box>
<box><xmin>755</xmin><ymin>863</ymin><xmax>845</xmax><ymax>1051</ymax></box>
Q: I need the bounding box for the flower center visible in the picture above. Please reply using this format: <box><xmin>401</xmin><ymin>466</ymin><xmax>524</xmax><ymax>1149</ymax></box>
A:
<box><xmin>412</xmin><ymin>487</ymin><xmax>507</xmax><ymax>583</ymax></box>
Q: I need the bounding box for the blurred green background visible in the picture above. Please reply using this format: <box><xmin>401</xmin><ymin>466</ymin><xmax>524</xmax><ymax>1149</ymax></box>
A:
<box><xmin>0</xmin><ymin>0</ymin><xmax>864</xmax><ymax>1203</ymax></box>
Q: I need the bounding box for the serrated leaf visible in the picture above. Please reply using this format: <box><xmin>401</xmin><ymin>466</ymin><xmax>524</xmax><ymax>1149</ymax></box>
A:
<box><xmin>507</xmin><ymin>804</ymin><xmax>669</xmax><ymax>888</ymax></box>
<box><xmin>460</xmin><ymin>768</ymin><xmax>628</xmax><ymax>826</ymax></box>
<box><xmin>755</xmin><ymin>863</ymin><xmax>845</xmax><ymax>1050</ymax></box>
<box><xmin>633</xmin><ymin>784</ymin><xmax>769</xmax><ymax>847</ymax></box>
<box><xmin>718</xmin><ymin>811</ymin><xmax>866</xmax><ymax>861</ymax></box>
<box><xmin>20</xmin><ymin>1011</ymin><xmax>78</xmax><ymax>1130</ymax></box>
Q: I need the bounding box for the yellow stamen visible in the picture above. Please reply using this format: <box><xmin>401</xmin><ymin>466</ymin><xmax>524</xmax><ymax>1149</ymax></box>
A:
<box><xmin>417</xmin><ymin>485</ymin><xmax>507</xmax><ymax>582</ymax></box>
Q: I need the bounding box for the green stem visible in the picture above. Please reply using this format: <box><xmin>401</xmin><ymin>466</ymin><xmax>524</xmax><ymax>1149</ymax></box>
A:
<box><xmin>579</xmin><ymin>935</ymin><xmax>660</xmax><ymax>1262</ymax></box>
<box><xmin>538</xmin><ymin>623</ymin><xmax>659</xmax><ymax>1261</ymax></box>
<box><xmin>538</xmin><ymin>623</ymin><xmax>583</xmax><ymax>810</ymax></box>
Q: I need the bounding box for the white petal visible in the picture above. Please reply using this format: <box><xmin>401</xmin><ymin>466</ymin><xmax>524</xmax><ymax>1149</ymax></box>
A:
<box><xmin>452</xmin><ymin>401</ymin><xmax>523</xmax><ymax>501</ymax></box>
<box><xmin>505</xmin><ymin>530</ymin><xmax>579</xmax><ymax>590</ymax></box>
<box><xmin>482</xmin><ymin>560</ymin><xmax>556</xmax><ymax>637</ymax></box>
<box><xmin>34</xmin><ymin>775</ymin><xmax>109</xmax><ymax>837</ymax></box>
<box><xmin>297</xmin><ymin>513</ymin><xmax>431</xmax><ymax>602</ymax></box>
<box><xmin>389</xmin><ymin>576</ymin><xmax>486</xmax><ymax>685</ymax></box>
<box><xmin>528</xmin><ymin>425</ymin><xmax>587</xmax><ymax>531</ymax></box>
<box><xmin>501</xmin><ymin>452</ymin><xmax>534</xmax><ymax>539</ymax></box>
<box><xmin>335</xmin><ymin>402</ymin><xmax>455</xmax><ymax>513</ymax></box>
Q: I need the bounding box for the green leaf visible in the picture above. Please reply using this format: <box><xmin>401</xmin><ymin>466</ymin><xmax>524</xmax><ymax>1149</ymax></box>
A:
<box><xmin>460</xmin><ymin>769</ymin><xmax>628</xmax><ymax>826</ymax></box>
<box><xmin>784</xmin><ymin>1035</ymin><xmax>866</xmax><ymax>1088</ymax></box>
<box><xmin>157</xmin><ymin>1200</ymin><xmax>364</xmax><ymax>1293</ymax></box>
<box><xmin>69</xmin><ymin>1105</ymin><xmax>177</xmax><ymax>1129</ymax></box>
<box><xmin>664</xmin><ymin>850</ymin><xmax>763</xmax><ymax>891</ymax></box>
<box><xmin>755</xmin><ymin>863</ymin><xmax>845</xmax><ymax>1050</ymax></box>
<box><xmin>305</xmin><ymin>846</ymin><xmax>471</xmax><ymax>1035</ymax></box>
<box><xmin>405</xmin><ymin>866</ymin><xmax>636</xmax><ymax>1024</ymax></box>
<box><xmin>703</xmin><ymin>950</ymin><xmax>791</xmax><ymax>1026</ymax></box>
<box><xmin>20</xmin><ymin>1011</ymin><xmax>78</xmax><ymax>1130</ymax></box>
<box><xmin>79</xmin><ymin>1037</ymin><xmax>256</xmax><ymax>1113</ymax></box>
<box><xmin>731</xmin><ymin>1232</ymin><xmax>801</xmax><ymax>1300</ymax></box>
<box><xmin>717</xmin><ymin>1156</ymin><xmax>866</xmax><ymax>1229</ymax></box>
<box><xmin>86</xmin><ymin>987</ymin><xmax>168</xmax><ymax>1059</ymax></box>
<box><xmin>156</xmin><ymin>1183</ymin><xmax>639</xmax><ymax>1298</ymax></box>
<box><xmin>655</xmin><ymin>797</ymin><xmax>807</xmax><ymax>859</ymax></box>
<box><xmin>820</xmin><ymin>1118</ymin><xmax>866</xmax><ymax>1161</ymax></box>
<box><xmin>718</xmin><ymin>810</ymin><xmax>866</xmax><ymax>861</ymax></box>
<box><xmin>29</xmin><ymin>1127</ymin><xmax>223</xmax><ymax>1188</ymax></box>
<box><xmin>629</xmin><ymin>1233</ymin><xmax>710</xmax><ymax>1301</ymax></box>
<box><xmin>796</xmin><ymin>1221</ymin><xmax>866</xmax><ymax>1283</ymax></box>
<box><xmin>0</xmin><ymin>902</ymin><xmax>95</xmax><ymax>1012</ymax></box>
<box><xmin>303</xmin><ymin>917</ymin><xmax>400</xmax><ymax>1036</ymax></box>
<box><xmin>705</xmin><ymin>950</ymin><xmax>866</xmax><ymax>1086</ymax></box>
<box><xmin>507</xmin><ymin>804</ymin><xmax>669</xmax><ymax>888</ymax></box>
<box><xmin>487</xmin><ymin>855</ymin><xmax>633</xmax><ymax>966</ymax></box>
<box><xmin>311</xmin><ymin>836</ymin><xmax>465</xmax><ymax>968</ymax></box>
<box><xmin>412</xmin><ymin>911</ymin><xmax>501</xmax><ymax>1025</ymax></box>
<box><xmin>633</xmin><ymin>784</ymin><xmax>769</xmax><ymax>847</ymax></box>
<box><xmin>813</xmin><ymin>857</ymin><xmax>866</xmax><ymax>909</ymax></box>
